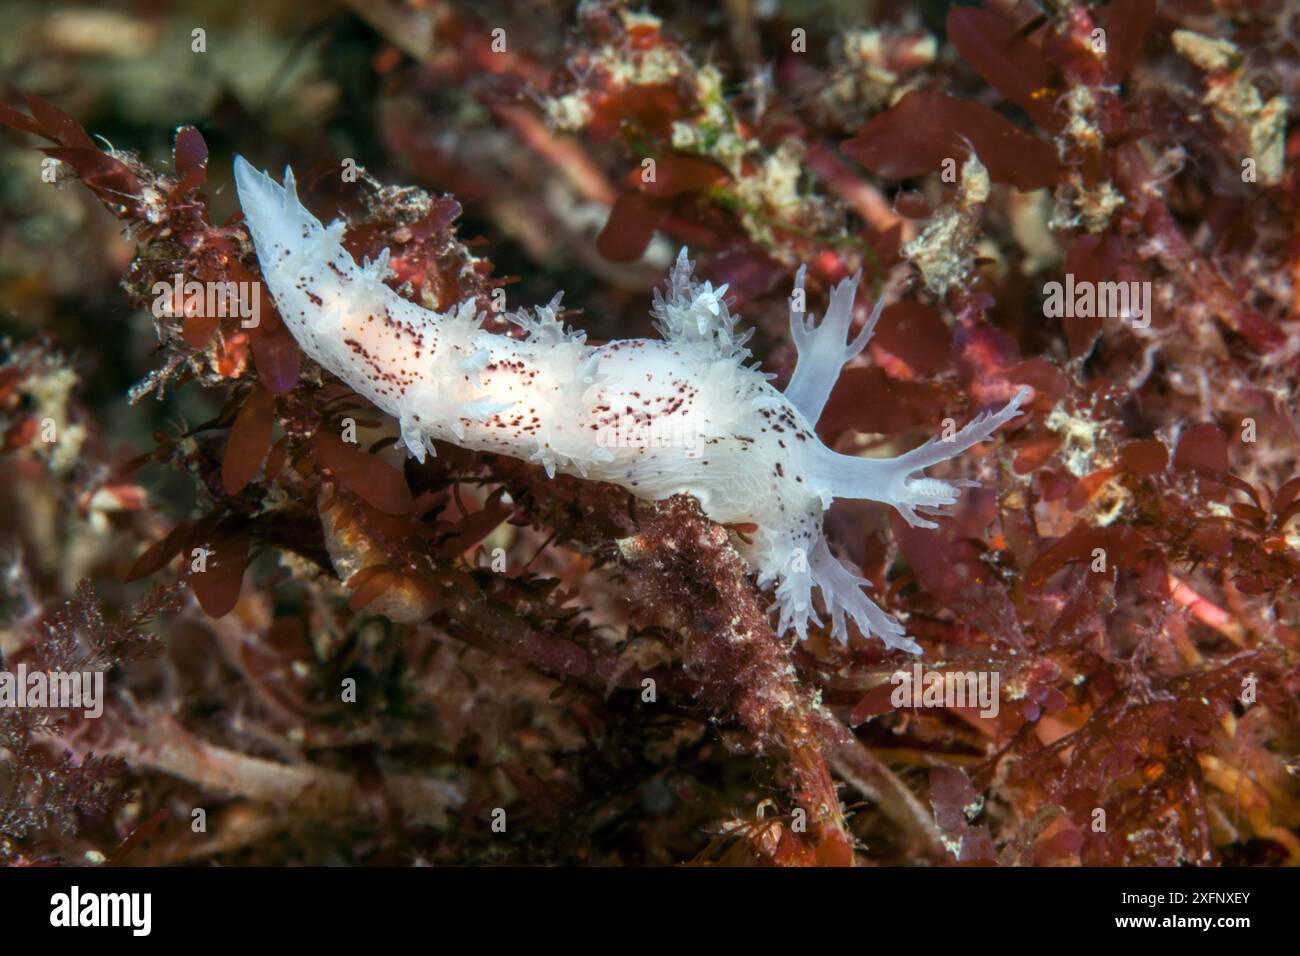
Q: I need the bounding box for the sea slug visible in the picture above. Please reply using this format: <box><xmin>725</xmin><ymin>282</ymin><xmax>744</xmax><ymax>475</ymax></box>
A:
<box><xmin>234</xmin><ymin>157</ymin><xmax>1026</xmax><ymax>653</ymax></box>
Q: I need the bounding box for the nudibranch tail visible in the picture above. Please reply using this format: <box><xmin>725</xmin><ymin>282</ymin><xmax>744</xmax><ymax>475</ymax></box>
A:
<box><xmin>233</xmin><ymin>158</ymin><xmax>323</xmax><ymax>274</ymax></box>
<box><xmin>235</xmin><ymin>156</ymin><xmax>514</xmax><ymax>466</ymax></box>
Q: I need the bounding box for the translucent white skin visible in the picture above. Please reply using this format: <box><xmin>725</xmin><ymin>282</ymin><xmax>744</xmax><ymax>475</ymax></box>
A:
<box><xmin>234</xmin><ymin>157</ymin><xmax>1026</xmax><ymax>653</ymax></box>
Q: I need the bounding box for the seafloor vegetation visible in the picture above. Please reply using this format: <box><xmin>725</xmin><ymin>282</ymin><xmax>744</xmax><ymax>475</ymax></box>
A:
<box><xmin>0</xmin><ymin>0</ymin><xmax>1297</xmax><ymax>865</ymax></box>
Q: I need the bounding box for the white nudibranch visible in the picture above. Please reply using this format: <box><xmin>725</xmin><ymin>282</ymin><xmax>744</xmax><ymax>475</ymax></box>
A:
<box><xmin>234</xmin><ymin>156</ymin><xmax>1027</xmax><ymax>654</ymax></box>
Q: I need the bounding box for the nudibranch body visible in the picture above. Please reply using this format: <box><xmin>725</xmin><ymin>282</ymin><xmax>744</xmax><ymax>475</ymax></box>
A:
<box><xmin>234</xmin><ymin>157</ymin><xmax>1025</xmax><ymax>654</ymax></box>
